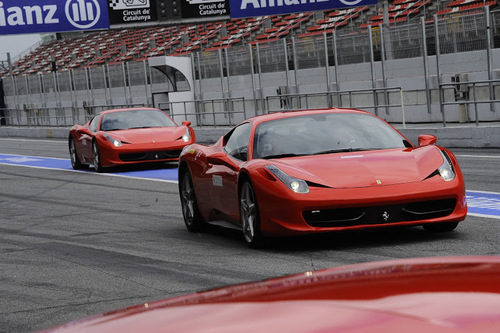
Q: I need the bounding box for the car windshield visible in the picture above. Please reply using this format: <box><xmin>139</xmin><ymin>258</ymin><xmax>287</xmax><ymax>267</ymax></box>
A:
<box><xmin>100</xmin><ymin>109</ymin><xmax>176</xmax><ymax>131</ymax></box>
<box><xmin>253</xmin><ymin>112</ymin><xmax>407</xmax><ymax>159</ymax></box>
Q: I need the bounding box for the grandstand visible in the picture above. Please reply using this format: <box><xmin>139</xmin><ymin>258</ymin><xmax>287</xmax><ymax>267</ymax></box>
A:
<box><xmin>2</xmin><ymin>0</ymin><xmax>498</xmax><ymax>76</ymax></box>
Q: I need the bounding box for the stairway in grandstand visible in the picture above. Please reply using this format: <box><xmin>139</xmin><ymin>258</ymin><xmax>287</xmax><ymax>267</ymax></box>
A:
<box><xmin>2</xmin><ymin>0</ymin><xmax>498</xmax><ymax>77</ymax></box>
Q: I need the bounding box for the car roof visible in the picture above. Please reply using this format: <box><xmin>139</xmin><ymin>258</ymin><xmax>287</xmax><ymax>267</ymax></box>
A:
<box><xmin>245</xmin><ymin>108</ymin><xmax>374</xmax><ymax>127</ymax></box>
<box><xmin>98</xmin><ymin>107</ymin><xmax>164</xmax><ymax>115</ymax></box>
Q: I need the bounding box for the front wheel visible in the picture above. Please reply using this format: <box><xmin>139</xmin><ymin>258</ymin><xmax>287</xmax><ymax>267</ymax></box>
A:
<box><xmin>69</xmin><ymin>137</ymin><xmax>84</xmax><ymax>170</ymax></box>
<box><xmin>240</xmin><ymin>181</ymin><xmax>263</xmax><ymax>248</ymax></box>
<box><xmin>92</xmin><ymin>140</ymin><xmax>104</xmax><ymax>173</ymax></box>
<box><xmin>423</xmin><ymin>221</ymin><xmax>459</xmax><ymax>233</ymax></box>
<box><xmin>179</xmin><ymin>168</ymin><xmax>204</xmax><ymax>232</ymax></box>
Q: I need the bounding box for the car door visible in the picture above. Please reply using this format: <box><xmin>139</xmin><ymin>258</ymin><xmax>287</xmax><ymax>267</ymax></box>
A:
<box><xmin>206</xmin><ymin>123</ymin><xmax>251</xmax><ymax>222</ymax></box>
<box><xmin>76</xmin><ymin>116</ymin><xmax>99</xmax><ymax>161</ymax></box>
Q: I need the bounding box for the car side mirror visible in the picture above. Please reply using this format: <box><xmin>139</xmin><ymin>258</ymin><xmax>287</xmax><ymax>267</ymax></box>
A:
<box><xmin>78</xmin><ymin>128</ymin><xmax>92</xmax><ymax>135</ymax></box>
<box><xmin>418</xmin><ymin>134</ymin><xmax>437</xmax><ymax>147</ymax></box>
<box><xmin>207</xmin><ymin>152</ymin><xmax>238</xmax><ymax>170</ymax></box>
<box><xmin>182</xmin><ymin>121</ymin><xmax>191</xmax><ymax>127</ymax></box>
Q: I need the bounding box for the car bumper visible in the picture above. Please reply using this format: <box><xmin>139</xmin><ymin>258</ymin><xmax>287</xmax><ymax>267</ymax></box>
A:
<box><xmin>253</xmin><ymin>176</ymin><xmax>467</xmax><ymax>236</ymax></box>
<box><xmin>99</xmin><ymin>140</ymin><xmax>193</xmax><ymax>166</ymax></box>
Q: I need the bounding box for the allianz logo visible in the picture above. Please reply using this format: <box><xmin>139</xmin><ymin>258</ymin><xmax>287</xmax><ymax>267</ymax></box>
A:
<box><xmin>0</xmin><ymin>0</ymin><xmax>101</xmax><ymax>29</ymax></box>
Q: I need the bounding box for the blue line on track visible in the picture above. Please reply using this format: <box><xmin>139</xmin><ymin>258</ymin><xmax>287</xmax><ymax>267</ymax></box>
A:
<box><xmin>466</xmin><ymin>191</ymin><xmax>500</xmax><ymax>220</ymax></box>
<box><xmin>1</xmin><ymin>153</ymin><xmax>499</xmax><ymax>219</ymax></box>
<box><xmin>0</xmin><ymin>154</ymin><xmax>178</xmax><ymax>182</ymax></box>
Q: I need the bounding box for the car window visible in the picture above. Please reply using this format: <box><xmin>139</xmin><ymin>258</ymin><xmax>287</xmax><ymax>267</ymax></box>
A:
<box><xmin>253</xmin><ymin>113</ymin><xmax>407</xmax><ymax>159</ymax></box>
<box><xmin>89</xmin><ymin>116</ymin><xmax>100</xmax><ymax>132</ymax></box>
<box><xmin>100</xmin><ymin>109</ymin><xmax>176</xmax><ymax>131</ymax></box>
<box><xmin>224</xmin><ymin>123</ymin><xmax>251</xmax><ymax>161</ymax></box>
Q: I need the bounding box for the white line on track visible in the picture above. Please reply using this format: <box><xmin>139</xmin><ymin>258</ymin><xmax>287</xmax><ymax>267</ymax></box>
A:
<box><xmin>0</xmin><ymin>152</ymin><xmax>69</xmax><ymax>160</ymax></box>
<box><xmin>0</xmin><ymin>138</ymin><xmax>66</xmax><ymax>144</ymax></box>
<box><xmin>467</xmin><ymin>212</ymin><xmax>500</xmax><ymax>219</ymax></box>
<box><xmin>0</xmin><ymin>162</ymin><xmax>179</xmax><ymax>184</ymax></box>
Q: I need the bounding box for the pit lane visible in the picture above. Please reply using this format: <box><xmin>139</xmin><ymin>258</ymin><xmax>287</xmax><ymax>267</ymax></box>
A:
<box><xmin>0</xmin><ymin>138</ymin><xmax>499</xmax><ymax>332</ymax></box>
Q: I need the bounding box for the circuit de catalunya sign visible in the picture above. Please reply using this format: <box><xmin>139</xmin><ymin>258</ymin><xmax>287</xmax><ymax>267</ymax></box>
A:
<box><xmin>0</xmin><ymin>0</ymin><xmax>109</xmax><ymax>35</ymax></box>
<box><xmin>229</xmin><ymin>0</ymin><xmax>377</xmax><ymax>18</ymax></box>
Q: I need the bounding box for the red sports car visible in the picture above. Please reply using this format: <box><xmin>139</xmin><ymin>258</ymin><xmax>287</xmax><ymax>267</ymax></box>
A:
<box><xmin>41</xmin><ymin>256</ymin><xmax>500</xmax><ymax>332</ymax></box>
<box><xmin>69</xmin><ymin>107</ymin><xmax>195</xmax><ymax>172</ymax></box>
<box><xmin>178</xmin><ymin>108</ymin><xmax>466</xmax><ymax>247</ymax></box>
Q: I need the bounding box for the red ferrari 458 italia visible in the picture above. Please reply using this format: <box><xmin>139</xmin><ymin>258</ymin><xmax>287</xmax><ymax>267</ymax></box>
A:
<box><xmin>69</xmin><ymin>107</ymin><xmax>195</xmax><ymax>172</ymax></box>
<box><xmin>178</xmin><ymin>108</ymin><xmax>466</xmax><ymax>247</ymax></box>
<box><xmin>41</xmin><ymin>256</ymin><xmax>500</xmax><ymax>332</ymax></box>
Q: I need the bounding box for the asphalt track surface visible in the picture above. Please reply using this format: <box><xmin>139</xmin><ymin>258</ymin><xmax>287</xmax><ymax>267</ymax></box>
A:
<box><xmin>0</xmin><ymin>138</ymin><xmax>499</xmax><ymax>332</ymax></box>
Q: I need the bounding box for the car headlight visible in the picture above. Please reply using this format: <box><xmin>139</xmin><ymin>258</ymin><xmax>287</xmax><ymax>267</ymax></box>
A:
<box><xmin>104</xmin><ymin>134</ymin><xmax>122</xmax><ymax>147</ymax></box>
<box><xmin>266</xmin><ymin>165</ymin><xmax>309</xmax><ymax>194</ymax></box>
<box><xmin>438</xmin><ymin>151</ymin><xmax>455</xmax><ymax>181</ymax></box>
<box><xmin>182</xmin><ymin>128</ymin><xmax>191</xmax><ymax>143</ymax></box>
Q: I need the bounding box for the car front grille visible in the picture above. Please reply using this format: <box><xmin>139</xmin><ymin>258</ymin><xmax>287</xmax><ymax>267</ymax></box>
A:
<box><xmin>119</xmin><ymin>150</ymin><xmax>182</xmax><ymax>162</ymax></box>
<box><xmin>303</xmin><ymin>198</ymin><xmax>457</xmax><ymax>227</ymax></box>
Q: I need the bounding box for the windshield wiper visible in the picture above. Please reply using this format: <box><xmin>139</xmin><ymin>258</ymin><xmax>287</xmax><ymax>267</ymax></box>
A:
<box><xmin>312</xmin><ymin>148</ymin><xmax>377</xmax><ymax>155</ymax></box>
<box><xmin>103</xmin><ymin>128</ymin><xmax>125</xmax><ymax>131</ymax></box>
<box><xmin>261</xmin><ymin>153</ymin><xmax>307</xmax><ymax>159</ymax></box>
<box><xmin>128</xmin><ymin>126</ymin><xmax>152</xmax><ymax>129</ymax></box>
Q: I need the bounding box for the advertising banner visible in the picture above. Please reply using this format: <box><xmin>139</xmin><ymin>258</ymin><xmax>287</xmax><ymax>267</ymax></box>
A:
<box><xmin>0</xmin><ymin>0</ymin><xmax>110</xmax><ymax>35</ymax></box>
<box><xmin>181</xmin><ymin>0</ymin><xmax>229</xmax><ymax>19</ymax></box>
<box><xmin>108</xmin><ymin>0</ymin><xmax>157</xmax><ymax>25</ymax></box>
<box><xmin>229</xmin><ymin>0</ymin><xmax>377</xmax><ymax>18</ymax></box>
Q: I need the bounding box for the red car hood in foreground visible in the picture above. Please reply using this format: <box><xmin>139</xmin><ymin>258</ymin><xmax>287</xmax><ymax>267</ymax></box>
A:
<box><xmin>43</xmin><ymin>256</ymin><xmax>500</xmax><ymax>332</ymax></box>
<box><xmin>106</xmin><ymin>127</ymin><xmax>186</xmax><ymax>145</ymax></box>
<box><xmin>272</xmin><ymin>146</ymin><xmax>443</xmax><ymax>188</ymax></box>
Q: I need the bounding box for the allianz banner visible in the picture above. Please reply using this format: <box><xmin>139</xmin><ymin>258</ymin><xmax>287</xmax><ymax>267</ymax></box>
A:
<box><xmin>0</xmin><ymin>0</ymin><xmax>110</xmax><ymax>35</ymax></box>
<box><xmin>229</xmin><ymin>0</ymin><xmax>377</xmax><ymax>18</ymax></box>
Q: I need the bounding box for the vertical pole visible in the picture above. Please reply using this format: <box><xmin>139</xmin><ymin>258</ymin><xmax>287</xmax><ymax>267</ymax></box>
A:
<box><xmin>256</xmin><ymin>43</ymin><xmax>263</xmax><ymax>113</ymax></box>
<box><xmin>197</xmin><ymin>52</ymin><xmax>203</xmax><ymax>98</ymax></box>
<box><xmin>292</xmin><ymin>36</ymin><xmax>299</xmax><ymax>108</ymax></box>
<box><xmin>102</xmin><ymin>65</ymin><xmax>108</xmax><ymax>106</ymax></box>
<box><xmin>379</xmin><ymin>24</ymin><xmax>389</xmax><ymax>114</ymax></box>
<box><xmin>400</xmin><ymin>88</ymin><xmax>406</xmax><ymax>129</ymax></box>
<box><xmin>224</xmin><ymin>47</ymin><xmax>231</xmax><ymax>95</ymax></box>
<box><xmin>333</xmin><ymin>30</ymin><xmax>340</xmax><ymax>107</ymax></box>
<box><xmin>218</xmin><ymin>48</ymin><xmax>225</xmax><ymax>95</ymax></box>
<box><xmin>323</xmin><ymin>31</ymin><xmax>330</xmax><ymax>91</ymax></box>
<box><xmin>39</xmin><ymin>73</ymin><xmax>45</xmax><ymax>109</ymax></box>
<box><xmin>86</xmin><ymin>68</ymin><xmax>92</xmax><ymax>108</ymax></box>
<box><xmin>121</xmin><ymin>63</ymin><xmax>128</xmax><ymax>106</ymax></box>
<box><xmin>143</xmin><ymin>60</ymin><xmax>149</xmax><ymax>106</ymax></box>
<box><xmin>485</xmin><ymin>6</ymin><xmax>494</xmax><ymax>112</ymax></box>
<box><xmin>434</xmin><ymin>15</ymin><xmax>446</xmax><ymax>127</ymax></box>
<box><xmin>283</xmin><ymin>38</ymin><xmax>289</xmax><ymax>88</ymax></box>
<box><xmin>368</xmin><ymin>27</ymin><xmax>378</xmax><ymax>116</ymax></box>
<box><xmin>25</xmin><ymin>76</ymin><xmax>32</xmax><ymax>125</ymax></box>
<box><xmin>421</xmin><ymin>17</ymin><xmax>431</xmax><ymax>114</ymax></box>
<box><xmin>69</xmin><ymin>70</ymin><xmax>76</xmax><ymax>124</ymax></box>
<box><xmin>126</xmin><ymin>62</ymin><xmax>133</xmax><ymax>106</ymax></box>
<box><xmin>249</xmin><ymin>44</ymin><xmax>257</xmax><ymax>115</ymax></box>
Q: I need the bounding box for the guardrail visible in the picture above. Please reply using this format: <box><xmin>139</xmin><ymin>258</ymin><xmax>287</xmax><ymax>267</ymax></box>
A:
<box><xmin>439</xmin><ymin>79</ymin><xmax>500</xmax><ymax>126</ymax></box>
<box><xmin>265</xmin><ymin>87</ymin><xmax>407</xmax><ymax>128</ymax></box>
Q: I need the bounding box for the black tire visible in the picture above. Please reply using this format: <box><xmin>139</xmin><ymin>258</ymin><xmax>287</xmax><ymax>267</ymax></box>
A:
<box><xmin>423</xmin><ymin>221</ymin><xmax>459</xmax><ymax>233</ymax></box>
<box><xmin>69</xmin><ymin>137</ymin><xmax>84</xmax><ymax>170</ymax></box>
<box><xmin>179</xmin><ymin>168</ymin><xmax>204</xmax><ymax>232</ymax></box>
<box><xmin>92</xmin><ymin>140</ymin><xmax>104</xmax><ymax>173</ymax></box>
<box><xmin>240</xmin><ymin>181</ymin><xmax>263</xmax><ymax>248</ymax></box>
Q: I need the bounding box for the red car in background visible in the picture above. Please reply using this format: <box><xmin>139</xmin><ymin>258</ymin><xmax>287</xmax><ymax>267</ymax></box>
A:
<box><xmin>178</xmin><ymin>108</ymin><xmax>467</xmax><ymax>247</ymax></box>
<box><xmin>69</xmin><ymin>108</ymin><xmax>195</xmax><ymax>172</ymax></box>
<box><xmin>41</xmin><ymin>256</ymin><xmax>500</xmax><ymax>332</ymax></box>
